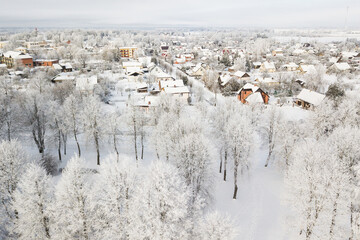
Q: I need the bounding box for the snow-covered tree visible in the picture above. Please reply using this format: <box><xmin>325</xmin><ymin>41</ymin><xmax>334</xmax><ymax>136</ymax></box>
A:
<box><xmin>128</xmin><ymin>160</ymin><xmax>193</xmax><ymax>240</ymax></box>
<box><xmin>286</xmin><ymin>138</ymin><xmax>334</xmax><ymax>240</ymax></box>
<box><xmin>263</xmin><ymin>106</ymin><xmax>282</xmax><ymax>167</ymax></box>
<box><xmin>225</xmin><ymin>112</ymin><xmax>253</xmax><ymax>199</ymax></box>
<box><xmin>63</xmin><ymin>94</ymin><xmax>83</xmax><ymax>157</ymax></box>
<box><xmin>92</xmin><ymin>156</ymin><xmax>138</xmax><ymax>239</ymax></box>
<box><xmin>105</xmin><ymin>111</ymin><xmax>122</xmax><ymax>161</ymax></box>
<box><xmin>172</xmin><ymin>131</ymin><xmax>213</xmax><ymax>203</ymax></box>
<box><xmin>52</xmin><ymin>156</ymin><xmax>94</xmax><ymax>239</ymax></box>
<box><xmin>195</xmin><ymin>212</ymin><xmax>238</xmax><ymax>240</ymax></box>
<box><xmin>19</xmin><ymin>91</ymin><xmax>48</xmax><ymax>155</ymax></box>
<box><xmin>81</xmin><ymin>95</ymin><xmax>104</xmax><ymax>165</ymax></box>
<box><xmin>12</xmin><ymin>163</ymin><xmax>53</xmax><ymax>240</ymax></box>
<box><xmin>0</xmin><ymin>140</ymin><xmax>27</xmax><ymax>238</ymax></box>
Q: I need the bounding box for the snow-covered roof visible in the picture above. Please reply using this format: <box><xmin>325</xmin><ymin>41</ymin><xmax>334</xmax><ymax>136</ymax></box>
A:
<box><xmin>341</xmin><ymin>51</ymin><xmax>358</xmax><ymax>58</ymax></box>
<box><xmin>300</xmin><ymin>64</ymin><xmax>316</xmax><ymax>73</ymax></box>
<box><xmin>192</xmin><ymin>63</ymin><xmax>203</xmax><ymax>73</ymax></box>
<box><xmin>155</xmin><ymin>71</ymin><xmax>172</xmax><ymax>79</ymax></box>
<box><xmin>160</xmin><ymin>80</ymin><xmax>184</xmax><ymax>88</ymax></box>
<box><xmin>297</xmin><ymin>89</ymin><xmax>325</xmax><ymax>106</ymax></box>
<box><xmin>293</xmin><ymin>49</ymin><xmax>306</xmax><ymax>55</ymax></box>
<box><xmin>219</xmin><ymin>74</ymin><xmax>232</xmax><ymax>86</ymax></box>
<box><xmin>53</xmin><ymin>64</ymin><xmax>63</xmax><ymax>70</ymax></box>
<box><xmin>126</xmin><ymin>67</ymin><xmax>142</xmax><ymax>74</ymax></box>
<box><xmin>239</xmin><ymin>83</ymin><xmax>259</xmax><ymax>93</ymax></box>
<box><xmin>163</xmin><ymin>86</ymin><xmax>190</xmax><ymax>94</ymax></box>
<box><xmin>246</xmin><ymin>92</ymin><xmax>264</xmax><ymax>104</ymax></box>
<box><xmin>333</xmin><ymin>62</ymin><xmax>351</xmax><ymax>71</ymax></box>
<box><xmin>53</xmin><ymin>73</ymin><xmax>76</xmax><ymax>81</ymax></box>
<box><xmin>283</xmin><ymin>62</ymin><xmax>298</xmax><ymax>68</ymax></box>
<box><xmin>262</xmin><ymin>61</ymin><xmax>276</xmax><ymax>70</ymax></box>
<box><xmin>3</xmin><ymin>51</ymin><xmax>32</xmax><ymax>59</ymax></box>
<box><xmin>233</xmin><ymin>71</ymin><xmax>249</xmax><ymax>78</ymax></box>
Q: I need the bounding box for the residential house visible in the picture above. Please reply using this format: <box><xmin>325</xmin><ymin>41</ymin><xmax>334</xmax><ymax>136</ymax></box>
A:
<box><xmin>52</xmin><ymin>73</ymin><xmax>76</xmax><ymax>83</ymax></box>
<box><xmin>34</xmin><ymin>59</ymin><xmax>59</xmax><ymax>67</ymax></box>
<box><xmin>260</xmin><ymin>61</ymin><xmax>276</xmax><ymax>73</ymax></box>
<box><xmin>298</xmin><ymin>64</ymin><xmax>316</xmax><ymax>74</ymax></box>
<box><xmin>237</xmin><ymin>83</ymin><xmax>269</xmax><ymax>104</ymax></box>
<box><xmin>154</xmin><ymin>71</ymin><xmax>174</xmax><ymax>82</ymax></box>
<box><xmin>190</xmin><ymin>63</ymin><xmax>206</xmax><ymax>78</ymax></box>
<box><xmin>122</xmin><ymin>61</ymin><xmax>142</xmax><ymax>70</ymax></box>
<box><xmin>119</xmin><ymin>47</ymin><xmax>137</xmax><ymax>58</ymax></box>
<box><xmin>282</xmin><ymin>62</ymin><xmax>299</xmax><ymax>71</ymax></box>
<box><xmin>295</xmin><ymin>89</ymin><xmax>325</xmax><ymax>109</ymax></box>
<box><xmin>327</xmin><ymin>62</ymin><xmax>352</xmax><ymax>73</ymax></box>
<box><xmin>159</xmin><ymin>80</ymin><xmax>190</xmax><ymax>99</ymax></box>
<box><xmin>0</xmin><ymin>51</ymin><xmax>33</xmax><ymax>68</ymax></box>
<box><xmin>272</xmin><ymin>48</ymin><xmax>283</xmax><ymax>57</ymax></box>
<box><xmin>233</xmin><ymin>71</ymin><xmax>250</xmax><ymax>81</ymax></box>
<box><xmin>253</xmin><ymin>62</ymin><xmax>262</xmax><ymax>69</ymax></box>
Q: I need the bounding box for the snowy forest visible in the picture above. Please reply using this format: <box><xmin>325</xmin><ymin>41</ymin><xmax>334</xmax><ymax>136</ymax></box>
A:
<box><xmin>0</xmin><ymin>28</ymin><xmax>359</xmax><ymax>240</ymax></box>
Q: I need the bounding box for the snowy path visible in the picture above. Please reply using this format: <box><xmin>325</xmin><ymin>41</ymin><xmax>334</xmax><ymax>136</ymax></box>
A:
<box><xmin>213</xmin><ymin>136</ymin><xmax>286</xmax><ymax>240</ymax></box>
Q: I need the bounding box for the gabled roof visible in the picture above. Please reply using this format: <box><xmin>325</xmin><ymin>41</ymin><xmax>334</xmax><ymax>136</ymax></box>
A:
<box><xmin>238</xmin><ymin>83</ymin><xmax>259</xmax><ymax>93</ymax></box>
<box><xmin>219</xmin><ymin>74</ymin><xmax>232</xmax><ymax>86</ymax></box>
<box><xmin>155</xmin><ymin>71</ymin><xmax>172</xmax><ymax>79</ymax></box>
<box><xmin>262</xmin><ymin>61</ymin><xmax>276</xmax><ymax>69</ymax></box>
<box><xmin>333</xmin><ymin>62</ymin><xmax>351</xmax><ymax>71</ymax></box>
<box><xmin>163</xmin><ymin>86</ymin><xmax>190</xmax><ymax>94</ymax></box>
<box><xmin>160</xmin><ymin>80</ymin><xmax>184</xmax><ymax>88</ymax></box>
<box><xmin>233</xmin><ymin>71</ymin><xmax>250</xmax><ymax>78</ymax></box>
<box><xmin>3</xmin><ymin>51</ymin><xmax>32</xmax><ymax>60</ymax></box>
<box><xmin>299</xmin><ymin>64</ymin><xmax>316</xmax><ymax>73</ymax></box>
<box><xmin>297</xmin><ymin>89</ymin><xmax>325</xmax><ymax>106</ymax></box>
<box><xmin>246</xmin><ymin>92</ymin><xmax>264</xmax><ymax>104</ymax></box>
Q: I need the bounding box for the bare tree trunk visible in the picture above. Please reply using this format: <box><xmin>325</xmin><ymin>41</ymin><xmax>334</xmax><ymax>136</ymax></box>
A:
<box><xmin>58</xmin><ymin>130</ymin><xmax>62</xmax><ymax>162</ymax></box>
<box><xmin>219</xmin><ymin>148</ymin><xmax>223</xmax><ymax>173</ymax></box>
<box><xmin>349</xmin><ymin>203</ymin><xmax>360</xmax><ymax>240</ymax></box>
<box><xmin>233</xmin><ymin>147</ymin><xmax>238</xmax><ymax>199</ymax></box>
<box><xmin>223</xmin><ymin>149</ymin><xmax>228</xmax><ymax>181</ymax></box>
<box><xmin>329</xmin><ymin>192</ymin><xmax>339</xmax><ymax>239</ymax></box>
<box><xmin>6</xmin><ymin>119</ymin><xmax>11</xmax><ymax>141</ymax></box>
<box><xmin>62</xmin><ymin>132</ymin><xmax>67</xmax><ymax>155</ymax></box>
<box><xmin>233</xmin><ymin>183</ymin><xmax>238</xmax><ymax>199</ymax></box>
<box><xmin>113</xmin><ymin>134</ymin><xmax>119</xmax><ymax>162</ymax></box>
<box><xmin>94</xmin><ymin>133</ymin><xmax>100</xmax><ymax>165</ymax></box>
<box><xmin>141</xmin><ymin>135</ymin><xmax>144</xmax><ymax>161</ymax></box>
<box><xmin>133</xmin><ymin>120</ymin><xmax>138</xmax><ymax>163</ymax></box>
<box><xmin>74</xmin><ymin>129</ymin><xmax>81</xmax><ymax>157</ymax></box>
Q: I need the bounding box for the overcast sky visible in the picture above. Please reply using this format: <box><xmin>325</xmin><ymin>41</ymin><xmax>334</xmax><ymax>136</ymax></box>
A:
<box><xmin>0</xmin><ymin>0</ymin><xmax>359</xmax><ymax>29</ymax></box>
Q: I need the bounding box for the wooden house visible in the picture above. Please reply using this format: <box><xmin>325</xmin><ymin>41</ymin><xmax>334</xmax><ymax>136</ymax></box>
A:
<box><xmin>295</xmin><ymin>89</ymin><xmax>325</xmax><ymax>109</ymax></box>
<box><xmin>237</xmin><ymin>83</ymin><xmax>269</xmax><ymax>104</ymax></box>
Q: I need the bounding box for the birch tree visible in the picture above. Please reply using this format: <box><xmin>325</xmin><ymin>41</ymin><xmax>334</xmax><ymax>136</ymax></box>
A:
<box><xmin>63</xmin><ymin>94</ymin><xmax>82</xmax><ymax>157</ymax></box>
<box><xmin>128</xmin><ymin>160</ymin><xmax>192</xmax><ymax>240</ymax></box>
<box><xmin>12</xmin><ymin>163</ymin><xmax>53</xmax><ymax>240</ymax></box>
<box><xmin>0</xmin><ymin>140</ymin><xmax>27</xmax><ymax>238</ymax></box>
<box><xmin>92</xmin><ymin>156</ymin><xmax>138</xmax><ymax>239</ymax></box>
<box><xmin>53</xmin><ymin>156</ymin><xmax>93</xmax><ymax>239</ymax></box>
<box><xmin>81</xmin><ymin>95</ymin><xmax>104</xmax><ymax>165</ymax></box>
<box><xmin>225</xmin><ymin>112</ymin><xmax>253</xmax><ymax>199</ymax></box>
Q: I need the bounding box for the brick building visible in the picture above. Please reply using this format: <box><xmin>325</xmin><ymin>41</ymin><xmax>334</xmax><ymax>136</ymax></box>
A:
<box><xmin>0</xmin><ymin>51</ymin><xmax>33</xmax><ymax>68</ymax></box>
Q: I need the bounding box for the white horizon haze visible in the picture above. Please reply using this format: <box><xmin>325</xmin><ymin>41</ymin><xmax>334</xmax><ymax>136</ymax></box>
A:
<box><xmin>0</xmin><ymin>0</ymin><xmax>359</xmax><ymax>29</ymax></box>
